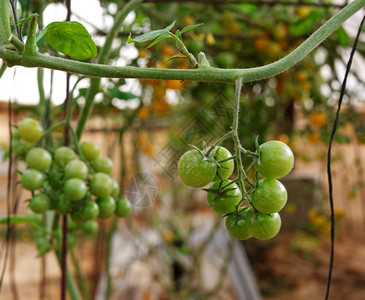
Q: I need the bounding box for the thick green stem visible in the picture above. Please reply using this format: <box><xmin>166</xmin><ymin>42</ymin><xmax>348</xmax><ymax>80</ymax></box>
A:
<box><xmin>0</xmin><ymin>0</ymin><xmax>12</xmax><ymax>46</ymax></box>
<box><xmin>2</xmin><ymin>0</ymin><xmax>364</xmax><ymax>81</ymax></box>
<box><xmin>75</xmin><ymin>0</ymin><xmax>143</xmax><ymax>139</ymax></box>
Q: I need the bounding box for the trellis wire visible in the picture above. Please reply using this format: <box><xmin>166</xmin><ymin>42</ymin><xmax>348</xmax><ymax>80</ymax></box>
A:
<box><xmin>325</xmin><ymin>13</ymin><xmax>365</xmax><ymax>300</ymax></box>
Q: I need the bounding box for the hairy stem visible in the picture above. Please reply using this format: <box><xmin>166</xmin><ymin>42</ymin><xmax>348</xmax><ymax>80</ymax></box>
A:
<box><xmin>2</xmin><ymin>0</ymin><xmax>364</xmax><ymax>81</ymax></box>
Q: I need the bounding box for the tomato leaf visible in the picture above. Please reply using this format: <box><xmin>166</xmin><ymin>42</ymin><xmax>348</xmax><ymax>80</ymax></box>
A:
<box><xmin>128</xmin><ymin>21</ymin><xmax>176</xmax><ymax>44</ymax></box>
<box><xmin>289</xmin><ymin>10</ymin><xmax>324</xmax><ymax>36</ymax></box>
<box><xmin>180</xmin><ymin>23</ymin><xmax>204</xmax><ymax>35</ymax></box>
<box><xmin>109</xmin><ymin>88</ymin><xmax>138</xmax><ymax>100</ymax></box>
<box><xmin>43</xmin><ymin>21</ymin><xmax>97</xmax><ymax>60</ymax></box>
<box><xmin>336</xmin><ymin>26</ymin><xmax>349</xmax><ymax>46</ymax></box>
<box><xmin>146</xmin><ymin>32</ymin><xmax>171</xmax><ymax>49</ymax></box>
<box><xmin>166</xmin><ymin>54</ymin><xmax>186</xmax><ymax>63</ymax></box>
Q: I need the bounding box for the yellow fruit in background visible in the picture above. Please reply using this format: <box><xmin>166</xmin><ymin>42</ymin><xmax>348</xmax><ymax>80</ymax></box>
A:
<box><xmin>138</xmin><ymin>106</ymin><xmax>149</xmax><ymax>119</ymax></box>
<box><xmin>278</xmin><ymin>133</ymin><xmax>290</xmax><ymax>145</ymax></box>
<box><xmin>182</xmin><ymin>16</ymin><xmax>195</xmax><ymax>26</ymax></box>
<box><xmin>310</xmin><ymin>112</ymin><xmax>327</xmax><ymax>127</ymax></box>
<box><xmin>296</xmin><ymin>6</ymin><xmax>312</xmax><ymax>19</ymax></box>
<box><xmin>254</xmin><ymin>37</ymin><xmax>270</xmax><ymax>52</ymax></box>
<box><xmin>308</xmin><ymin>132</ymin><xmax>320</xmax><ymax>144</ymax></box>
<box><xmin>296</xmin><ymin>70</ymin><xmax>308</xmax><ymax>82</ymax></box>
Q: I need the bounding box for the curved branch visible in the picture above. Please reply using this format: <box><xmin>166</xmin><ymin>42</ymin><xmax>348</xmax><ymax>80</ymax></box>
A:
<box><xmin>1</xmin><ymin>0</ymin><xmax>364</xmax><ymax>83</ymax></box>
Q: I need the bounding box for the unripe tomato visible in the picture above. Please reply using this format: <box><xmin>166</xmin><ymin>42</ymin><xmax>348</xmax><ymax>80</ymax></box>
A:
<box><xmin>83</xmin><ymin>220</ymin><xmax>99</xmax><ymax>234</ymax></box>
<box><xmin>18</xmin><ymin>118</ymin><xmax>43</xmax><ymax>143</ymax></box>
<box><xmin>80</xmin><ymin>141</ymin><xmax>100</xmax><ymax>162</ymax></box>
<box><xmin>225</xmin><ymin>208</ymin><xmax>254</xmax><ymax>240</ymax></box>
<box><xmin>212</xmin><ymin>146</ymin><xmax>234</xmax><ymax>181</ymax></box>
<box><xmin>64</xmin><ymin>159</ymin><xmax>89</xmax><ymax>180</ymax></box>
<box><xmin>29</xmin><ymin>194</ymin><xmax>50</xmax><ymax>213</ymax></box>
<box><xmin>111</xmin><ymin>179</ymin><xmax>120</xmax><ymax>198</ymax></box>
<box><xmin>26</xmin><ymin>147</ymin><xmax>52</xmax><ymax>172</ymax></box>
<box><xmin>21</xmin><ymin>169</ymin><xmax>44</xmax><ymax>191</ymax></box>
<box><xmin>54</xmin><ymin>146</ymin><xmax>77</xmax><ymax>168</ymax></box>
<box><xmin>206</xmin><ymin>180</ymin><xmax>242</xmax><ymax>214</ymax></box>
<box><xmin>115</xmin><ymin>198</ymin><xmax>132</xmax><ymax>217</ymax></box>
<box><xmin>92</xmin><ymin>157</ymin><xmax>113</xmax><ymax>174</ymax></box>
<box><xmin>178</xmin><ymin>150</ymin><xmax>217</xmax><ymax>188</ymax></box>
<box><xmin>79</xmin><ymin>202</ymin><xmax>99</xmax><ymax>222</ymax></box>
<box><xmin>89</xmin><ymin>173</ymin><xmax>113</xmax><ymax>198</ymax></box>
<box><xmin>96</xmin><ymin>196</ymin><xmax>116</xmax><ymax>219</ymax></box>
<box><xmin>63</xmin><ymin>178</ymin><xmax>87</xmax><ymax>201</ymax></box>
<box><xmin>251</xmin><ymin>212</ymin><xmax>281</xmax><ymax>240</ymax></box>
<box><xmin>251</xmin><ymin>178</ymin><xmax>287</xmax><ymax>214</ymax></box>
<box><xmin>255</xmin><ymin>141</ymin><xmax>294</xmax><ymax>179</ymax></box>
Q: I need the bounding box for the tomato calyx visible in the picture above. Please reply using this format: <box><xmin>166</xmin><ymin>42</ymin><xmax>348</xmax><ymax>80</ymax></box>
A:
<box><xmin>203</xmin><ymin>180</ymin><xmax>239</xmax><ymax>208</ymax></box>
<box><xmin>189</xmin><ymin>143</ymin><xmax>225</xmax><ymax>170</ymax></box>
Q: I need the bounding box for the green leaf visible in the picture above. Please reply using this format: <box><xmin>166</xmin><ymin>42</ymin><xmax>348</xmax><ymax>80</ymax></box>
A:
<box><xmin>336</xmin><ymin>26</ymin><xmax>349</xmax><ymax>46</ymax></box>
<box><xmin>166</xmin><ymin>54</ymin><xmax>186</xmax><ymax>62</ymax></box>
<box><xmin>146</xmin><ymin>32</ymin><xmax>171</xmax><ymax>49</ymax></box>
<box><xmin>128</xmin><ymin>21</ymin><xmax>176</xmax><ymax>44</ymax></box>
<box><xmin>43</xmin><ymin>21</ymin><xmax>97</xmax><ymax>60</ymax></box>
<box><xmin>0</xmin><ymin>215</ymin><xmax>27</xmax><ymax>225</ymax></box>
<box><xmin>289</xmin><ymin>10</ymin><xmax>324</xmax><ymax>36</ymax></box>
<box><xmin>180</xmin><ymin>23</ymin><xmax>204</xmax><ymax>35</ymax></box>
<box><xmin>109</xmin><ymin>88</ymin><xmax>138</xmax><ymax>100</ymax></box>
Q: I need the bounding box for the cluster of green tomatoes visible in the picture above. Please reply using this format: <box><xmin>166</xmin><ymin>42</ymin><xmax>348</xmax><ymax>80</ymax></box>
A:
<box><xmin>177</xmin><ymin>140</ymin><xmax>294</xmax><ymax>240</ymax></box>
<box><xmin>15</xmin><ymin>118</ymin><xmax>132</xmax><ymax>237</ymax></box>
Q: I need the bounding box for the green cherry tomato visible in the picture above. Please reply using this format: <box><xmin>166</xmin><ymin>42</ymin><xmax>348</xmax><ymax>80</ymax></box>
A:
<box><xmin>64</xmin><ymin>159</ymin><xmax>89</xmax><ymax>180</ymax></box>
<box><xmin>206</xmin><ymin>180</ymin><xmax>242</xmax><ymax>214</ymax></box>
<box><xmin>63</xmin><ymin>178</ymin><xmax>87</xmax><ymax>201</ymax></box>
<box><xmin>18</xmin><ymin>118</ymin><xmax>43</xmax><ymax>143</ymax></box>
<box><xmin>79</xmin><ymin>202</ymin><xmax>100</xmax><ymax>222</ymax></box>
<box><xmin>115</xmin><ymin>198</ymin><xmax>132</xmax><ymax>217</ymax></box>
<box><xmin>212</xmin><ymin>146</ymin><xmax>235</xmax><ymax>181</ymax></box>
<box><xmin>251</xmin><ymin>178</ymin><xmax>287</xmax><ymax>214</ymax></box>
<box><xmin>25</xmin><ymin>147</ymin><xmax>52</xmax><ymax>172</ymax></box>
<box><xmin>54</xmin><ymin>195</ymin><xmax>72</xmax><ymax>214</ymax></box>
<box><xmin>21</xmin><ymin>169</ymin><xmax>44</xmax><ymax>191</ymax></box>
<box><xmin>92</xmin><ymin>157</ymin><xmax>113</xmax><ymax>175</ymax></box>
<box><xmin>96</xmin><ymin>196</ymin><xmax>116</xmax><ymax>219</ymax></box>
<box><xmin>178</xmin><ymin>149</ymin><xmax>217</xmax><ymax>188</ymax></box>
<box><xmin>111</xmin><ymin>179</ymin><xmax>120</xmax><ymax>198</ymax></box>
<box><xmin>225</xmin><ymin>213</ymin><xmax>252</xmax><ymax>240</ymax></box>
<box><xmin>251</xmin><ymin>212</ymin><xmax>281</xmax><ymax>240</ymax></box>
<box><xmin>89</xmin><ymin>173</ymin><xmax>113</xmax><ymax>198</ymax></box>
<box><xmin>54</xmin><ymin>146</ymin><xmax>77</xmax><ymax>168</ymax></box>
<box><xmin>83</xmin><ymin>220</ymin><xmax>99</xmax><ymax>234</ymax></box>
<box><xmin>255</xmin><ymin>141</ymin><xmax>294</xmax><ymax>179</ymax></box>
<box><xmin>80</xmin><ymin>141</ymin><xmax>100</xmax><ymax>162</ymax></box>
<box><xmin>29</xmin><ymin>193</ymin><xmax>50</xmax><ymax>213</ymax></box>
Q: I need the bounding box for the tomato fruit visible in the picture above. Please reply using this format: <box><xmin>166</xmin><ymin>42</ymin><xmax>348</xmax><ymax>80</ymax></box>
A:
<box><xmin>83</xmin><ymin>220</ymin><xmax>99</xmax><ymax>234</ymax></box>
<box><xmin>64</xmin><ymin>159</ymin><xmax>88</xmax><ymax>180</ymax></box>
<box><xmin>206</xmin><ymin>180</ymin><xmax>242</xmax><ymax>214</ymax></box>
<box><xmin>25</xmin><ymin>147</ymin><xmax>52</xmax><ymax>172</ymax></box>
<box><xmin>111</xmin><ymin>179</ymin><xmax>120</xmax><ymax>198</ymax></box>
<box><xmin>225</xmin><ymin>209</ymin><xmax>254</xmax><ymax>240</ymax></box>
<box><xmin>63</xmin><ymin>178</ymin><xmax>87</xmax><ymax>201</ymax></box>
<box><xmin>178</xmin><ymin>150</ymin><xmax>217</xmax><ymax>187</ymax></box>
<box><xmin>96</xmin><ymin>196</ymin><xmax>116</xmax><ymax>218</ymax></box>
<box><xmin>89</xmin><ymin>173</ymin><xmax>113</xmax><ymax>198</ymax></box>
<box><xmin>80</xmin><ymin>141</ymin><xmax>100</xmax><ymax>162</ymax></box>
<box><xmin>21</xmin><ymin>169</ymin><xmax>44</xmax><ymax>191</ymax></box>
<box><xmin>92</xmin><ymin>157</ymin><xmax>113</xmax><ymax>174</ymax></box>
<box><xmin>29</xmin><ymin>193</ymin><xmax>50</xmax><ymax>213</ymax></box>
<box><xmin>212</xmin><ymin>146</ymin><xmax>234</xmax><ymax>181</ymax></box>
<box><xmin>115</xmin><ymin>198</ymin><xmax>132</xmax><ymax>217</ymax></box>
<box><xmin>255</xmin><ymin>141</ymin><xmax>294</xmax><ymax>179</ymax></box>
<box><xmin>54</xmin><ymin>146</ymin><xmax>77</xmax><ymax>168</ymax></box>
<box><xmin>54</xmin><ymin>195</ymin><xmax>72</xmax><ymax>214</ymax></box>
<box><xmin>79</xmin><ymin>202</ymin><xmax>100</xmax><ymax>222</ymax></box>
<box><xmin>251</xmin><ymin>212</ymin><xmax>281</xmax><ymax>240</ymax></box>
<box><xmin>18</xmin><ymin>118</ymin><xmax>43</xmax><ymax>143</ymax></box>
<box><xmin>251</xmin><ymin>178</ymin><xmax>287</xmax><ymax>214</ymax></box>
